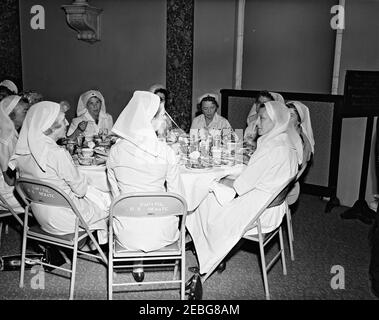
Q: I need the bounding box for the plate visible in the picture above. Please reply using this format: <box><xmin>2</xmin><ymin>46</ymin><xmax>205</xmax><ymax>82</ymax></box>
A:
<box><xmin>184</xmin><ymin>165</ymin><xmax>213</xmax><ymax>172</ymax></box>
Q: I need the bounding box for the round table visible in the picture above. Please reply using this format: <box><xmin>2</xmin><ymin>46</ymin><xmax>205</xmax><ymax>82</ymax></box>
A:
<box><xmin>179</xmin><ymin>164</ymin><xmax>245</xmax><ymax>211</ymax></box>
<box><xmin>76</xmin><ymin>163</ymin><xmax>245</xmax><ymax>211</ymax></box>
<box><xmin>77</xmin><ymin>164</ymin><xmax>110</xmax><ymax>193</ymax></box>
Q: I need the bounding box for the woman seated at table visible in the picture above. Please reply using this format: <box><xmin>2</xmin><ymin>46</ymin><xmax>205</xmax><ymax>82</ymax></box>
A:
<box><xmin>67</xmin><ymin>90</ymin><xmax>113</xmax><ymax>139</ymax></box>
<box><xmin>149</xmin><ymin>84</ymin><xmax>174</xmax><ymax>132</ymax></box>
<box><xmin>190</xmin><ymin>93</ymin><xmax>232</xmax><ymax>131</ymax></box>
<box><xmin>186</xmin><ymin>101</ymin><xmax>301</xmax><ymax>276</ymax></box>
<box><xmin>243</xmin><ymin>91</ymin><xmax>285</xmax><ymax>158</ymax></box>
<box><xmin>107</xmin><ymin>90</ymin><xmax>184</xmax><ymax>282</ymax></box>
<box><xmin>9</xmin><ymin>101</ymin><xmax>110</xmax><ymax>246</ymax></box>
<box><xmin>285</xmin><ymin>101</ymin><xmax>315</xmax><ymax>205</ymax></box>
<box><xmin>286</xmin><ymin>101</ymin><xmax>314</xmax><ymax>165</ymax></box>
<box><xmin>0</xmin><ymin>95</ymin><xmax>28</xmax><ymax>212</ymax></box>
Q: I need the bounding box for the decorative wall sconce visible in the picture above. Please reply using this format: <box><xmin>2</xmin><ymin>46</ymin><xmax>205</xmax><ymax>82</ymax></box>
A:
<box><xmin>61</xmin><ymin>0</ymin><xmax>103</xmax><ymax>43</ymax></box>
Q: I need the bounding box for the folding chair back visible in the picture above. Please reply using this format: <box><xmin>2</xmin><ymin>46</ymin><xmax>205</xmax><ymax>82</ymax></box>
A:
<box><xmin>15</xmin><ymin>177</ymin><xmax>107</xmax><ymax>300</ymax></box>
<box><xmin>108</xmin><ymin>192</ymin><xmax>188</xmax><ymax>300</ymax></box>
<box><xmin>16</xmin><ymin>178</ymin><xmax>87</xmax><ymax>226</ymax></box>
<box><xmin>111</xmin><ymin>192</ymin><xmax>186</xmax><ymax>218</ymax></box>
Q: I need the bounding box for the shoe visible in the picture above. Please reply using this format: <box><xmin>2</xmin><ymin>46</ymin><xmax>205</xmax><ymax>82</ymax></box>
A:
<box><xmin>185</xmin><ymin>274</ymin><xmax>203</xmax><ymax>300</ymax></box>
<box><xmin>132</xmin><ymin>268</ymin><xmax>144</xmax><ymax>282</ymax></box>
<box><xmin>217</xmin><ymin>261</ymin><xmax>226</xmax><ymax>273</ymax></box>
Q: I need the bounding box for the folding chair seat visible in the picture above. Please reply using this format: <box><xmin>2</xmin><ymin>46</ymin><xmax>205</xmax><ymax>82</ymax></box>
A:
<box><xmin>201</xmin><ymin>175</ymin><xmax>297</xmax><ymax>300</ymax></box>
<box><xmin>15</xmin><ymin>177</ymin><xmax>108</xmax><ymax>300</ymax></box>
<box><xmin>0</xmin><ymin>193</ymin><xmax>24</xmax><ymax>248</ymax></box>
<box><xmin>285</xmin><ymin>163</ymin><xmax>308</xmax><ymax>261</ymax></box>
<box><xmin>108</xmin><ymin>192</ymin><xmax>187</xmax><ymax>300</ymax></box>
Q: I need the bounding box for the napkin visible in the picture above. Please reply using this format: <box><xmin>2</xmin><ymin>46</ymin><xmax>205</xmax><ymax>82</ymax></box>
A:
<box><xmin>85</xmin><ymin>185</ymin><xmax>112</xmax><ymax>212</ymax></box>
<box><xmin>209</xmin><ymin>181</ymin><xmax>236</xmax><ymax>206</ymax></box>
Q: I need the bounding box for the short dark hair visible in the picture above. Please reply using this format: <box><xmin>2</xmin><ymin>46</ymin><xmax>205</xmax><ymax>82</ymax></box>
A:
<box><xmin>154</xmin><ymin>88</ymin><xmax>168</xmax><ymax>100</ymax></box>
<box><xmin>257</xmin><ymin>90</ymin><xmax>274</xmax><ymax>101</ymax></box>
<box><xmin>200</xmin><ymin>95</ymin><xmax>219</xmax><ymax>109</ymax></box>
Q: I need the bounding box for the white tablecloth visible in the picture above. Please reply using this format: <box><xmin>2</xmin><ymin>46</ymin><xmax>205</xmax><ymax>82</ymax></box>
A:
<box><xmin>180</xmin><ymin>164</ymin><xmax>245</xmax><ymax>211</ymax></box>
<box><xmin>77</xmin><ymin>164</ymin><xmax>110</xmax><ymax>193</ymax></box>
<box><xmin>77</xmin><ymin>163</ymin><xmax>245</xmax><ymax>211</ymax></box>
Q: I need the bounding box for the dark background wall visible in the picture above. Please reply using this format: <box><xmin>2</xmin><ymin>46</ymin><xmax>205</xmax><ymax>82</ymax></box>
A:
<box><xmin>192</xmin><ymin>0</ymin><xmax>236</xmax><ymax>116</ymax></box>
<box><xmin>242</xmin><ymin>0</ymin><xmax>336</xmax><ymax>93</ymax></box>
<box><xmin>19</xmin><ymin>0</ymin><xmax>166</xmax><ymax>121</ymax></box>
<box><xmin>0</xmin><ymin>0</ymin><xmax>22</xmax><ymax>89</ymax></box>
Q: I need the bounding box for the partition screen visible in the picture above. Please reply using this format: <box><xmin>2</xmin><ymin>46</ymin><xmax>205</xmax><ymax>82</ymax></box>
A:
<box><xmin>220</xmin><ymin>89</ymin><xmax>343</xmax><ymax>207</ymax></box>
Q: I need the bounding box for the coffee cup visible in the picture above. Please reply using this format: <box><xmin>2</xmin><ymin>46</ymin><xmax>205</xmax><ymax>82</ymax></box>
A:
<box><xmin>81</xmin><ymin>148</ymin><xmax>94</xmax><ymax>158</ymax></box>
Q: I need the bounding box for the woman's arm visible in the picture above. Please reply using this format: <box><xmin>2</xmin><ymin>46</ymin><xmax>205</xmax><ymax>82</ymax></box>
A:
<box><xmin>55</xmin><ymin>149</ymin><xmax>88</xmax><ymax>197</ymax></box>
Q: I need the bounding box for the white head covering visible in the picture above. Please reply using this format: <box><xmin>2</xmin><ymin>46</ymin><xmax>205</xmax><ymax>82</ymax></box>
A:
<box><xmin>10</xmin><ymin>101</ymin><xmax>60</xmax><ymax>172</ymax></box>
<box><xmin>256</xmin><ymin>101</ymin><xmax>303</xmax><ymax>165</ymax></box>
<box><xmin>149</xmin><ymin>84</ymin><xmax>166</xmax><ymax>94</ymax></box>
<box><xmin>0</xmin><ymin>95</ymin><xmax>22</xmax><ymax>145</ymax></box>
<box><xmin>197</xmin><ymin>93</ymin><xmax>219</xmax><ymax>106</ymax></box>
<box><xmin>112</xmin><ymin>91</ymin><xmax>161</xmax><ymax>157</ymax></box>
<box><xmin>76</xmin><ymin>90</ymin><xmax>107</xmax><ymax>120</ymax></box>
<box><xmin>269</xmin><ymin>92</ymin><xmax>285</xmax><ymax>104</ymax></box>
<box><xmin>0</xmin><ymin>80</ymin><xmax>18</xmax><ymax>94</ymax></box>
<box><xmin>286</xmin><ymin>101</ymin><xmax>315</xmax><ymax>153</ymax></box>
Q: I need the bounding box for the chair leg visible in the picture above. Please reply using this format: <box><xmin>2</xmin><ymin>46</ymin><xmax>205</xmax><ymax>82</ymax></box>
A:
<box><xmin>5</xmin><ymin>223</ymin><xmax>8</xmax><ymax>234</ymax></box>
<box><xmin>69</xmin><ymin>242</ymin><xmax>78</xmax><ymax>300</ymax></box>
<box><xmin>279</xmin><ymin>227</ymin><xmax>287</xmax><ymax>276</ymax></box>
<box><xmin>108</xmin><ymin>260</ymin><xmax>113</xmax><ymax>300</ymax></box>
<box><xmin>19</xmin><ymin>231</ymin><xmax>28</xmax><ymax>288</ymax></box>
<box><xmin>181</xmin><ymin>257</ymin><xmax>185</xmax><ymax>300</ymax></box>
<box><xmin>173</xmin><ymin>259</ymin><xmax>179</xmax><ymax>281</ymax></box>
<box><xmin>258</xmin><ymin>237</ymin><xmax>270</xmax><ymax>300</ymax></box>
<box><xmin>0</xmin><ymin>221</ymin><xmax>3</xmax><ymax>248</ymax></box>
<box><xmin>286</xmin><ymin>210</ymin><xmax>295</xmax><ymax>261</ymax></box>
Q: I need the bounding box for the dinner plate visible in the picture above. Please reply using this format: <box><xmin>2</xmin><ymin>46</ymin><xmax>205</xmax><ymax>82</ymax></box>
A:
<box><xmin>184</xmin><ymin>166</ymin><xmax>213</xmax><ymax>172</ymax></box>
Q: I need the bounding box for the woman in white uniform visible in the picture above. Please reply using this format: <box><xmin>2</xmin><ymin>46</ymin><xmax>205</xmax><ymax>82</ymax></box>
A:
<box><xmin>9</xmin><ymin>101</ymin><xmax>110</xmax><ymax>245</ymax></box>
<box><xmin>191</xmin><ymin>93</ymin><xmax>231</xmax><ymax>131</ymax></box>
<box><xmin>285</xmin><ymin>101</ymin><xmax>315</xmax><ymax>205</ymax></box>
<box><xmin>107</xmin><ymin>90</ymin><xmax>184</xmax><ymax>282</ymax></box>
<box><xmin>186</xmin><ymin>101</ymin><xmax>300</xmax><ymax>276</ymax></box>
<box><xmin>67</xmin><ymin>90</ymin><xmax>113</xmax><ymax>139</ymax></box>
<box><xmin>0</xmin><ymin>95</ymin><xmax>28</xmax><ymax>212</ymax></box>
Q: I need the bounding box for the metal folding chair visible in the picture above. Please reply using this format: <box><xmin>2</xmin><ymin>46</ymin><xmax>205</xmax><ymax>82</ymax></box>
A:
<box><xmin>285</xmin><ymin>163</ymin><xmax>308</xmax><ymax>261</ymax></box>
<box><xmin>108</xmin><ymin>192</ymin><xmax>187</xmax><ymax>300</ymax></box>
<box><xmin>201</xmin><ymin>175</ymin><xmax>297</xmax><ymax>300</ymax></box>
<box><xmin>15</xmin><ymin>177</ymin><xmax>108</xmax><ymax>300</ymax></box>
<box><xmin>0</xmin><ymin>193</ymin><xmax>24</xmax><ymax>248</ymax></box>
